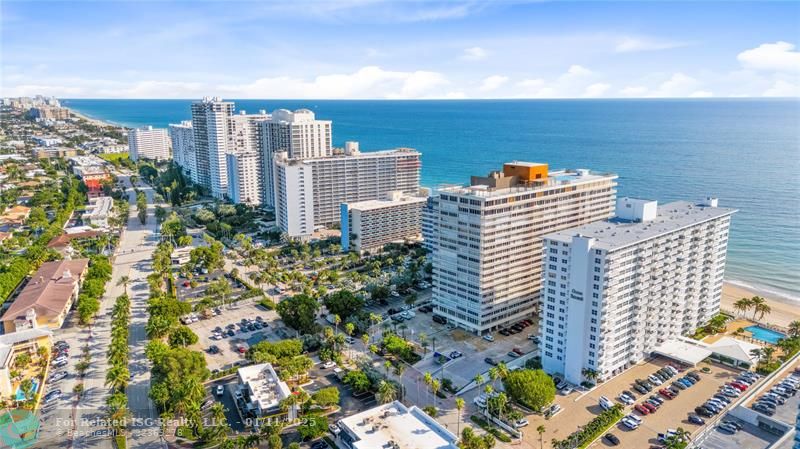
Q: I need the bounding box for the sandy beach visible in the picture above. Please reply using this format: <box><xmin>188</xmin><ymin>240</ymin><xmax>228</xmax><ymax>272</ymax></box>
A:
<box><xmin>721</xmin><ymin>282</ymin><xmax>800</xmax><ymax>329</ymax></box>
<box><xmin>68</xmin><ymin>107</ymin><xmax>120</xmax><ymax>128</ymax></box>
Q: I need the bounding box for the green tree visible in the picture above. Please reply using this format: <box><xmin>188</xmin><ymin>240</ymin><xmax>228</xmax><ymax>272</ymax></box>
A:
<box><xmin>502</xmin><ymin>369</ymin><xmax>556</xmax><ymax>411</ymax></box>
<box><xmin>168</xmin><ymin>325</ymin><xmax>199</xmax><ymax>347</ymax></box>
<box><xmin>297</xmin><ymin>413</ymin><xmax>327</xmax><ymax>440</ymax></box>
<box><xmin>343</xmin><ymin>370</ymin><xmax>371</xmax><ymax>393</ymax></box>
<box><xmin>311</xmin><ymin>387</ymin><xmax>340</xmax><ymax>408</ymax></box>
<box><xmin>323</xmin><ymin>290</ymin><xmax>364</xmax><ymax>321</ymax></box>
<box><xmin>277</xmin><ymin>294</ymin><xmax>320</xmax><ymax>335</ymax></box>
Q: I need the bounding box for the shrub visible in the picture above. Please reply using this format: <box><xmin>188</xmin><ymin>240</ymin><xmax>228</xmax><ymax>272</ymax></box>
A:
<box><xmin>502</xmin><ymin>369</ymin><xmax>556</xmax><ymax>411</ymax></box>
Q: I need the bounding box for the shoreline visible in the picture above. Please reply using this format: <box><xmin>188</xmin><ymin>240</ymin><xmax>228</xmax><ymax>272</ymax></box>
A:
<box><xmin>721</xmin><ymin>282</ymin><xmax>800</xmax><ymax>329</ymax></box>
<box><xmin>66</xmin><ymin>105</ymin><xmax>125</xmax><ymax>129</ymax></box>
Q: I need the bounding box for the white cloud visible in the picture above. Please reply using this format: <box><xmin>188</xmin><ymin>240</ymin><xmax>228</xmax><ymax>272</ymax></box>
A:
<box><xmin>461</xmin><ymin>46</ymin><xmax>488</xmax><ymax>61</ymax></box>
<box><xmin>689</xmin><ymin>90</ymin><xmax>713</xmax><ymax>98</ymax></box>
<box><xmin>480</xmin><ymin>75</ymin><xmax>509</xmax><ymax>92</ymax></box>
<box><xmin>619</xmin><ymin>86</ymin><xmax>649</xmax><ymax>97</ymax></box>
<box><xmin>615</xmin><ymin>36</ymin><xmax>688</xmax><ymax>53</ymax></box>
<box><xmin>737</xmin><ymin>41</ymin><xmax>800</xmax><ymax>73</ymax></box>
<box><xmin>648</xmin><ymin>72</ymin><xmax>700</xmax><ymax>97</ymax></box>
<box><xmin>763</xmin><ymin>80</ymin><xmax>800</xmax><ymax>97</ymax></box>
<box><xmin>583</xmin><ymin>83</ymin><xmax>611</xmax><ymax>98</ymax></box>
<box><xmin>562</xmin><ymin>65</ymin><xmax>592</xmax><ymax>78</ymax></box>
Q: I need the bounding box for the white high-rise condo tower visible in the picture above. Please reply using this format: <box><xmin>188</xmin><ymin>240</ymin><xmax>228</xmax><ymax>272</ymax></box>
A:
<box><xmin>191</xmin><ymin>97</ymin><xmax>235</xmax><ymax>198</ymax></box>
<box><xmin>424</xmin><ymin>163</ymin><xmax>618</xmax><ymax>334</ymax></box>
<box><xmin>260</xmin><ymin>109</ymin><xmax>332</xmax><ymax>207</ymax></box>
<box><xmin>128</xmin><ymin>126</ymin><xmax>171</xmax><ymax>161</ymax></box>
<box><xmin>540</xmin><ymin>197</ymin><xmax>736</xmax><ymax>385</ymax></box>
<box><xmin>169</xmin><ymin>120</ymin><xmax>196</xmax><ymax>183</ymax></box>
<box><xmin>273</xmin><ymin>144</ymin><xmax>420</xmax><ymax>239</ymax></box>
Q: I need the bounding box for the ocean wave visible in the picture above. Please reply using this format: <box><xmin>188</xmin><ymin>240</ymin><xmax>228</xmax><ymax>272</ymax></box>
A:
<box><xmin>725</xmin><ymin>278</ymin><xmax>800</xmax><ymax>305</ymax></box>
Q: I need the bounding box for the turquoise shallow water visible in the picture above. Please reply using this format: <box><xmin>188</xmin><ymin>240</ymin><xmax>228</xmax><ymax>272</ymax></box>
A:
<box><xmin>62</xmin><ymin>98</ymin><xmax>800</xmax><ymax>301</ymax></box>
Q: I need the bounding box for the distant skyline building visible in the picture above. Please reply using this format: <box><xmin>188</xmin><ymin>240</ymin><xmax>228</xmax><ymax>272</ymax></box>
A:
<box><xmin>425</xmin><ymin>163</ymin><xmax>618</xmax><ymax>333</ymax></box>
<box><xmin>168</xmin><ymin>120</ymin><xmax>196</xmax><ymax>183</ymax></box>
<box><xmin>540</xmin><ymin>197</ymin><xmax>736</xmax><ymax>384</ymax></box>
<box><xmin>127</xmin><ymin>126</ymin><xmax>171</xmax><ymax>161</ymax></box>
<box><xmin>273</xmin><ymin>144</ymin><xmax>421</xmax><ymax>238</ymax></box>
<box><xmin>260</xmin><ymin>108</ymin><xmax>332</xmax><ymax>207</ymax></box>
<box><xmin>341</xmin><ymin>190</ymin><xmax>428</xmax><ymax>254</ymax></box>
<box><xmin>191</xmin><ymin>97</ymin><xmax>235</xmax><ymax>197</ymax></box>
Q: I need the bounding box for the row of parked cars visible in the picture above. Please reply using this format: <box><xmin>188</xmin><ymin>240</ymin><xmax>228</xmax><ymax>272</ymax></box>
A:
<box><xmin>210</xmin><ymin>316</ymin><xmax>268</xmax><ymax>340</ymax></box>
<box><xmin>751</xmin><ymin>372</ymin><xmax>798</xmax><ymax>416</ymax></box>
<box><xmin>498</xmin><ymin>319</ymin><xmax>535</xmax><ymax>336</ymax></box>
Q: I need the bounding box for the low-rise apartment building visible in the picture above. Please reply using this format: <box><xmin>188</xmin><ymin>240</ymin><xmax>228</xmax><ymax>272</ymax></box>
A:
<box><xmin>0</xmin><ymin>259</ymin><xmax>90</xmax><ymax>333</ymax></box>
<box><xmin>340</xmin><ymin>190</ymin><xmax>427</xmax><ymax>254</ymax></box>
<box><xmin>83</xmin><ymin>196</ymin><xmax>114</xmax><ymax>228</ymax></box>
<box><xmin>540</xmin><ymin>197</ymin><xmax>736</xmax><ymax>384</ymax></box>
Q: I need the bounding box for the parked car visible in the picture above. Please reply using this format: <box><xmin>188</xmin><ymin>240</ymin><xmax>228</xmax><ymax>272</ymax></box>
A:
<box><xmin>484</xmin><ymin>357</ymin><xmax>498</xmax><ymax>366</ymax></box>
<box><xmin>634</xmin><ymin>404</ymin><xmax>650</xmax><ymax>415</ymax></box>
<box><xmin>514</xmin><ymin>418</ymin><xmax>529</xmax><ymax>428</ymax></box>
<box><xmin>49</xmin><ymin>371</ymin><xmax>68</xmax><ymax>382</ymax></box>
<box><xmin>449</xmin><ymin>351</ymin><xmax>463</xmax><ymax>359</ymax></box>
<box><xmin>718</xmin><ymin>422</ymin><xmax>738</xmax><ymax>433</ymax></box>
<box><xmin>216</xmin><ymin>385</ymin><xmax>224</xmax><ymax>396</ymax></box>
<box><xmin>688</xmin><ymin>414</ymin><xmax>705</xmax><ymax>425</ymax></box>
<box><xmin>482</xmin><ymin>334</ymin><xmax>495</xmax><ymax>342</ymax></box>
<box><xmin>603</xmin><ymin>433</ymin><xmax>620</xmax><ymax>446</ymax></box>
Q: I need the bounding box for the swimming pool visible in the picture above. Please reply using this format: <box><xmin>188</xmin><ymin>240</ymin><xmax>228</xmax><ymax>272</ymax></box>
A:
<box><xmin>14</xmin><ymin>378</ymin><xmax>39</xmax><ymax>402</ymax></box>
<box><xmin>744</xmin><ymin>325</ymin><xmax>786</xmax><ymax>344</ymax></box>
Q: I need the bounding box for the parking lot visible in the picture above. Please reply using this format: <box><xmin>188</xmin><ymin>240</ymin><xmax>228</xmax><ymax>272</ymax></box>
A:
<box><xmin>509</xmin><ymin>358</ymin><xmax>742</xmax><ymax>448</ymax></box>
<box><xmin>363</xmin><ymin>295</ymin><xmax>538</xmax><ymax>391</ymax></box>
<box><xmin>186</xmin><ymin>302</ymin><xmax>283</xmax><ymax>371</ymax></box>
<box><xmin>175</xmin><ymin>268</ymin><xmax>247</xmax><ymax>306</ymax></box>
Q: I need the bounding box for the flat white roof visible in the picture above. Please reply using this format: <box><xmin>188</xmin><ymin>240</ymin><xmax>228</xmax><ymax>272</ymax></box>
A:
<box><xmin>545</xmin><ymin>200</ymin><xmax>737</xmax><ymax>250</ymax></box>
<box><xmin>651</xmin><ymin>337</ymin><xmax>713</xmax><ymax>366</ymax></box>
<box><xmin>338</xmin><ymin>401</ymin><xmax>458</xmax><ymax>449</ymax></box>
<box><xmin>344</xmin><ymin>195</ymin><xmax>427</xmax><ymax>212</ymax></box>
<box><xmin>437</xmin><ymin>168</ymin><xmax>617</xmax><ymax>199</ymax></box>
<box><xmin>238</xmin><ymin>363</ymin><xmax>291</xmax><ymax>412</ymax></box>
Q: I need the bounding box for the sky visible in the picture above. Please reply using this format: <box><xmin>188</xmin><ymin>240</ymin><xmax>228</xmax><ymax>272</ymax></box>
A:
<box><xmin>1</xmin><ymin>0</ymin><xmax>799</xmax><ymax>99</ymax></box>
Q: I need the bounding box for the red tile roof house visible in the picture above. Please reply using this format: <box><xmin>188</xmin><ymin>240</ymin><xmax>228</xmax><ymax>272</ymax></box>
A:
<box><xmin>0</xmin><ymin>259</ymin><xmax>89</xmax><ymax>333</ymax></box>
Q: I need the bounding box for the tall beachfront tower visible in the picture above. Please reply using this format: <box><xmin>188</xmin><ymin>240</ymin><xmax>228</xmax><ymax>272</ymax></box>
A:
<box><xmin>424</xmin><ymin>163</ymin><xmax>618</xmax><ymax>334</ymax></box>
<box><xmin>128</xmin><ymin>126</ymin><xmax>170</xmax><ymax>161</ymax></box>
<box><xmin>168</xmin><ymin>120</ymin><xmax>196</xmax><ymax>183</ymax></box>
<box><xmin>540</xmin><ymin>197</ymin><xmax>736</xmax><ymax>384</ymax></box>
<box><xmin>260</xmin><ymin>109</ymin><xmax>332</xmax><ymax>207</ymax></box>
<box><xmin>191</xmin><ymin>97</ymin><xmax>235</xmax><ymax>198</ymax></box>
<box><xmin>273</xmin><ymin>144</ymin><xmax>421</xmax><ymax>239</ymax></box>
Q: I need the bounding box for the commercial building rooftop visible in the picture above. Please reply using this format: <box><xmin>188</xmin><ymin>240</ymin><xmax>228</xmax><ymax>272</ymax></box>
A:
<box><xmin>337</xmin><ymin>401</ymin><xmax>458</xmax><ymax>449</ymax></box>
<box><xmin>237</xmin><ymin>363</ymin><xmax>291</xmax><ymax>413</ymax></box>
<box><xmin>544</xmin><ymin>199</ymin><xmax>737</xmax><ymax>250</ymax></box>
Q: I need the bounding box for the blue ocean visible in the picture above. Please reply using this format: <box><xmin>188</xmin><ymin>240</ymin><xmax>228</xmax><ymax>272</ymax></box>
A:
<box><xmin>62</xmin><ymin>98</ymin><xmax>800</xmax><ymax>301</ymax></box>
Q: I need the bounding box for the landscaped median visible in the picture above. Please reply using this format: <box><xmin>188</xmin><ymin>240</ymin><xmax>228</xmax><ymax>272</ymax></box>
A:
<box><xmin>551</xmin><ymin>404</ymin><xmax>624</xmax><ymax>449</ymax></box>
<box><xmin>470</xmin><ymin>414</ymin><xmax>512</xmax><ymax>443</ymax></box>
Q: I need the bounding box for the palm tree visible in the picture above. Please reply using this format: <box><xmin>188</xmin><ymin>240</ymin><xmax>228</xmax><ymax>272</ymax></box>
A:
<box><xmin>789</xmin><ymin>320</ymin><xmax>800</xmax><ymax>338</ymax></box>
<box><xmin>582</xmin><ymin>367</ymin><xmax>599</xmax><ymax>383</ymax></box>
<box><xmin>473</xmin><ymin>373</ymin><xmax>484</xmax><ymax>387</ymax></box>
<box><xmin>536</xmin><ymin>425</ymin><xmax>546</xmax><ymax>449</ymax></box>
<box><xmin>762</xmin><ymin>347</ymin><xmax>776</xmax><ymax>363</ymax></box>
<box><xmin>117</xmin><ymin>276</ymin><xmax>131</xmax><ymax>295</ymax></box>
<box><xmin>376</xmin><ymin>380</ymin><xmax>398</xmax><ymax>404</ymax></box>
<box><xmin>455</xmin><ymin>397</ymin><xmax>465</xmax><ymax>436</ymax></box>
<box><xmin>105</xmin><ymin>364</ymin><xmax>130</xmax><ymax>391</ymax></box>
<box><xmin>755</xmin><ymin>302</ymin><xmax>772</xmax><ymax>320</ymax></box>
<box><xmin>749</xmin><ymin>296</ymin><xmax>766</xmax><ymax>320</ymax></box>
<box><xmin>488</xmin><ymin>367</ymin><xmax>499</xmax><ymax>389</ymax></box>
<box><xmin>733</xmin><ymin>297</ymin><xmax>752</xmax><ymax>317</ymax></box>
<box><xmin>749</xmin><ymin>348</ymin><xmax>763</xmax><ymax>361</ymax></box>
<box><xmin>431</xmin><ymin>379</ymin><xmax>441</xmax><ymax>409</ymax></box>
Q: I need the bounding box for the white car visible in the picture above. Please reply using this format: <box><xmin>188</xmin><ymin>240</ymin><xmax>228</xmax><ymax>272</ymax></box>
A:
<box><xmin>215</xmin><ymin>385</ymin><xmax>224</xmax><ymax>396</ymax></box>
<box><xmin>53</xmin><ymin>355</ymin><xmax>68</xmax><ymax>365</ymax></box>
<box><xmin>482</xmin><ymin>334</ymin><xmax>495</xmax><ymax>342</ymax></box>
<box><xmin>514</xmin><ymin>418</ymin><xmax>529</xmax><ymax>428</ymax></box>
<box><xmin>648</xmin><ymin>375</ymin><xmax>663</xmax><ymax>386</ymax></box>
<box><xmin>622</xmin><ymin>417</ymin><xmax>640</xmax><ymax>429</ymax></box>
<box><xmin>322</xmin><ymin>361</ymin><xmax>336</xmax><ymax>369</ymax></box>
<box><xmin>49</xmin><ymin>371</ymin><xmax>68</xmax><ymax>382</ymax></box>
<box><xmin>618</xmin><ymin>394</ymin><xmax>635</xmax><ymax>405</ymax></box>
